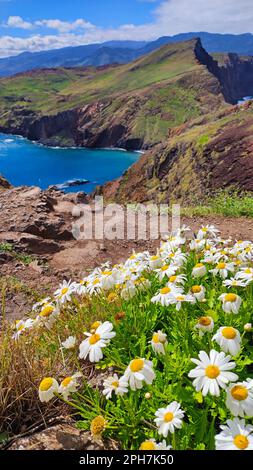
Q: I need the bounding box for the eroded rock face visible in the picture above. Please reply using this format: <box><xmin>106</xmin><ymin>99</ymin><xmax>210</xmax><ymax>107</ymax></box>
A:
<box><xmin>0</xmin><ymin>185</ymin><xmax>78</xmax><ymax>254</ymax></box>
<box><xmin>8</xmin><ymin>423</ymin><xmax>118</xmax><ymax>451</ymax></box>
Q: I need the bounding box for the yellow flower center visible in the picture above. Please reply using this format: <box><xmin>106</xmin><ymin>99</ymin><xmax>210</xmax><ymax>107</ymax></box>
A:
<box><xmin>107</xmin><ymin>293</ymin><xmax>118</xmax><ymax>302</ymax></box>
<box><xmin>245</xmin><ymin>268</ymin><xmax>252</xmax><ymax>274</ymax></box>
<box><xmin>195</xmin><ymin>263</ymin><xmax>204</xmax><ymax>268</ymax></box>
<box><xmin>90</xmin><ymin>321</ymin><xmax>101</xmax><ymax>331</ymax></box>
<box><xmin>233</xmin><ymin>435</ymin><xmax>249</xmax><ymax>450</ymax></box>
<box><xmin>151</xmin><ymin>255</ymin><xmax>159</xmax><ymax>261</ymax></box>
<box><xmin>93</xmin><ymin>279</ymin><xmax>100</xmax><ymax>285</ymax></box>
<box><xmin>169</xmin><ymin>275</ymin><xmax>177</xmax><ymax>282</ymax></box>
<box><xmin>112</xmin><ymin>380</ymin><xmax>119</xmax><ymax>388</ymax></box>
<box><xmin>61</xmin><ymin>377</ymin><xmax>72</xmax><ymax>388</ymax></box>
<box><xmin>161</xmin><ymin>265</ymin><xmax>169</xmax><ymax>271</ymax></box>
<box><xmin>89</xmin><ymin>333</ymin><xmax>101</xmax><ymax>345</ymax></box>
<box><xmin>198</xmin><ymin>316</ymin><xmax>212</xmax><ymax>326</ymax></box>
<box><xmin>191</xmin><ymin>285</ymin><xmax>201</xmax><ymax>293</ymax></box>
<box><xmin>224</xmin><ymin>293</ymin><xmax>237</xmax><ymax>302</ymax></box>
<box><xmin>205</xmin><ymin>365</ymin><xmax>220</xmax><ymax>379</ymax></box>
<box><xmin>90</xmin><ymin>416</ymin><xmax>106</xmax><ymax>437</ymax></box>
<box><xmin>217</xmin><ymin>262</ymin><xmax>226</xmax><ymax>269</ymax></box>
<box><xmin>169</xmin><ymin>253</ymin><xmax>175</xmax><ymax>258</ymax></box>
<box><xmin>231</xmin><ymin>385</ymin><xmax>248</xmax><ymax>401</ymax></box>
<box><xmin>17</xmin><ymin>324</ymin><xmax>25</xmax><ymax>331</ymax></box>
<box><xmin>102</xmin><ymin>270</ymin><xmax>112</xmax><ymax>276</ymax></box>
<box><xmin>130</xmin><ymin>358</ymin><xmax>144</xmax><ymax>373</ymax></box>
<box><xmin>61</xmin><ymin>288</ymin><xmax>68</xmax><ymax>295</ymax></box>
<box><xmin>152</xmin><ymin>333</ymin><xmax>160</xmax><ymax>343</ymax></box>
<box><xmin>39</xmin><ymin>377</ymin><xmax>53</xmax><ymax>391</ymax></box>
<box><xmin>160</xmin><ymin>287</ymin><xmax>171</xmax><ymax>294</ymax></box>
<box><xmin>139</xmin><ymin>441</ymin><xmax>156</xmax><ymax>450</ymax></box>
<box><xmin>164</xmin><ymin>411</ymin><xmax>174</xmax><ymax>422</ymax></box>
<box><xmin>176</xmin><ymin>295</ymin><xmax>185</xmax><ymax>301</ymax></box>
<box><xmin>222</xmin><ymin>327</ymin><xmax>237</xmax><ymax>339</ymax></box>
<box><xmin>40</xmin><ymin>305</ymin><xmax>54</xmax><ymax>317</ymax></box>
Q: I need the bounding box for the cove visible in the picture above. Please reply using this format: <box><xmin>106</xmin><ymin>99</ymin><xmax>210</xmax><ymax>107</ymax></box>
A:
<box><xmin>0</xmin><ymin>133</ymin><xmax>139</xmax><ymax>193</ymax></box>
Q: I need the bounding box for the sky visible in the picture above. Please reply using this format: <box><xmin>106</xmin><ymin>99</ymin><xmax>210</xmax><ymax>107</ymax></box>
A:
<box><xmin>0</xmin><ymin>0</ymin><xmax>253</xmax><ymax>58</ymax></box>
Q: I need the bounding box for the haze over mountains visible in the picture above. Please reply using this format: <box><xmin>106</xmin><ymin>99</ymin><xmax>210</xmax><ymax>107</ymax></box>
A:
<box><xmin>1</xmin><ymin>32</ymin><xmax>253</xmax><ymax>77</ymax></box>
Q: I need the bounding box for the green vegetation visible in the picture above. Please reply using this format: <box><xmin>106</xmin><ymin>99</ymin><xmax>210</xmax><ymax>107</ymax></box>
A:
<box><xmin>181</xmin><ymin>191</ymin><xmax>253</xmax><ymax>218</ymax></box>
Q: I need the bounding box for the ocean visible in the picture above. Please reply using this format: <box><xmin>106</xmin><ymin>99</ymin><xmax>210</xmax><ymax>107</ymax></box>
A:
<box><xmin>0</xmin><ymin>133</ymin><xmax>139</xmax><ymax>193</ymax></box>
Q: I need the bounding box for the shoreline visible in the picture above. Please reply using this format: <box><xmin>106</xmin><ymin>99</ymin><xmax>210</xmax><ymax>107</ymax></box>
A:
<box><xmin>0</xmin><ymin>131</ymin><xmax>146</xmax><ymax>155</ymax></box>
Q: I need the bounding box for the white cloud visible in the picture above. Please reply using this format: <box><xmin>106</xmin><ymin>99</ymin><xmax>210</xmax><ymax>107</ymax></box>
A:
<box><xmin>6</xmin><ymin>15</ymin><xmax>33</xmax><ymax>30</ymax></box>
<box><xmin>1</xmin><ymin>1</ymin><xmax>253</xmax><ymax>58</ymax></box>
<box><xmin>35</xmin><ymin>18</ymin><xmax>94</xmax><ymax>33</ymax></box>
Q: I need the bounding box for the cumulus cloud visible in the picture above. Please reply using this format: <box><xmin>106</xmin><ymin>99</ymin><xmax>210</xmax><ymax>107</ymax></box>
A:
<box><xmin>35</xmin><ymin>18</ymin><xmax>94</xmax><ymax>33</ymax></box>
<box><xmin>6</xmin><ymin>15</ymin><xmax>33</xmax><ymax>30</ymax></box>
<box><xmin>1</xmin><ymin>1</ymin><xmax>253</xmax><ymax>58</ymax></box>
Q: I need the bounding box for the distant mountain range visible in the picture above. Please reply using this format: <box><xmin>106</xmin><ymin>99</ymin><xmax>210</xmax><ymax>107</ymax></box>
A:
<box><xmin>1</xmin><ymin>32</ymin><xmax>253</xmax><ymax>77</ymax></box>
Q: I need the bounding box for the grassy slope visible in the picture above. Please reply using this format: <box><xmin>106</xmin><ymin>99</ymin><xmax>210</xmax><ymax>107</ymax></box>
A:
<box><xmin>0</xmin><ymin>40</ymin><xmax>226</xmax><ymax>145</ymax></box>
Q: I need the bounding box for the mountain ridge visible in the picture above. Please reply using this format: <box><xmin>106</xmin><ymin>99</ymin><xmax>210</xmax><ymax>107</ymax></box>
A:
<box><xmin>1</xmin><ymin>32</ymin><xmax>253</xmax><ymax>77</ymax></box>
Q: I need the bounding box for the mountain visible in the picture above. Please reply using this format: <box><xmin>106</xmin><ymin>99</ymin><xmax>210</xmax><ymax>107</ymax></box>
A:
<box><xmin>0</xmin><ymin>32</ymin><xmax>253</xmax><ymax>77</ymax></box>
<box><xmin>1</xmin><ymin>38</ymin><xmax>253</xmax><ymax>202</ymax></box>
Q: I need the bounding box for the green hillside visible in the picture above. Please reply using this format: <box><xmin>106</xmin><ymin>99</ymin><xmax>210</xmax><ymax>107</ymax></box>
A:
<box><xmin>0</xmin><ymin>39</ymin><xmax>227</xmax><ymax>147</ymax></box>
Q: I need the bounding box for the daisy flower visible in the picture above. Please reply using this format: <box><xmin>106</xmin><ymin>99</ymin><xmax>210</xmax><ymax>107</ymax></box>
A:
<box><xmin>223</xmin><ymin>278</ymin><xmax>247</xmax><ymax>288</ymax></box>
<box><xmin>188</xmin><ymin>350</ymin><xmax>238</xmax><ymax>396</ymax></box>
<box><xmin>61</xmin><ymin>336</ymin><xmax>77</xmax><ymax>350</ymax></box>
<box><xmin>190</xmin><ymin>285</ymin><xmax>206</xmax><ymax>302</ymax></box>
<box><xmin>54</xmin><ymin>280</ymin><xmax>74</xmax><ymax>303</ymax></box>
<box><xmin>244</xmin><ymin>323</ymin><xmax>252</xmax><ymax>332</ymax></box>
<box><xmin>58</xmin><ymin>373</ymin><xmax>82</xmax><ymax>400</ymax></box>
<box><xmin>189</xmin><ymin>238</ymin><xmax>206</xmax><ymax>252</ymax></box>
<box><xmin>151</xmin><ymin>285</ymin><xmax>182</xmax><ymax>306</ymax></box>
<box><xmin>12</xmin><ymin>318</ymin><xmax>34</xmax><ymax>340</ymax></box>
<box><xmin>124</xmin><ymin>358</ymin><xmax>155</xmax><ymax>391</ymax></box>
<box><xmin>215</xmin><ymin>418</ymin><xmax>253</xmax><ymax>450</ymax></box>
<box><xmin>139</xmin><ymin>439</ymin><xmax>171</xmax><ymax>450</ymax></box>
<box><xmin>102</xmin><ymin>374</ymin><xmax>128</xmax><ymax>399</ymax></box>
<box><xmin>172</xmin><ymin>293</ymin><xmax>195</xmax><ymax>311</ymax></box>
<box><xmin>212</xmin><ymin>327</ymin><xmax>241</xmax><ymax>356</ymax></box>
<box><xmin>39</xmin><ymin>377</ymin><xmax>59</xmax><ymax>402</ymax></box>
<box><xmin>154</xmin><ymin>401</ymin><xmax>184</xmax><ymax>437</ymax></box>
<box><xmin>150</xmin><ymin>330</ymin><xmax>168</xmax><ymax>355</ymax></box>
<box><xmin>210</xmin><ymin>262</ymin><xmax>234</xmax><ymax>279</ymax></box>
<box><xmin>197</xmin><ymin>225</ymin><xmax>220</xmax><ymax>240</ymax></box>
<box><xmin>235</xmin><ymin>267</ymin><xmax>253</xmax><ymax>283</ymax></box>
<box><xmin>192</xmin><ymin>263</ymin><xmax>207</xmax><ymax>278</ymax></box>
<box><xmin>226</xmin><ymin>379</ymin><xmax>253</xmax><ymax>417</ymax></box>
<box><xmin>219</xmin><ymin>293</ymin><xmax>242</xmax><ymax>314</ymax></box>
<box><xmin>79</xmin><ymin>321</ymin><xmax>116</xmax><ymax>363</ymax></box>
<box><xmin>195</xmin><ymin>316</ymin><xmax>214</xmax><ymax>337</ymax></box>
<box><xmin>155</xmin><ymin>264</ymin><xmax>177</xmax><ymax>281</ymax></box>
<box><xmin>149</xmin><ymin>255</ymin><xmax>163</xmax><ymax>270</ymax></box>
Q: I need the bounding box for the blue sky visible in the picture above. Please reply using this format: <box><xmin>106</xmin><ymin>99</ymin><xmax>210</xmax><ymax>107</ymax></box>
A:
<box><xmin>0</xmin><ymin>0</ymin><xmax>252</xmax><ymax>58</ymax></box>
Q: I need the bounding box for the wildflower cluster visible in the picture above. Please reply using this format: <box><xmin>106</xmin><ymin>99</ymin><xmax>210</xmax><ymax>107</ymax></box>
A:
<box><xmin>12</xmin><ymin>225</ymin><xmax>253</xmax><ymax>450</ymax></box>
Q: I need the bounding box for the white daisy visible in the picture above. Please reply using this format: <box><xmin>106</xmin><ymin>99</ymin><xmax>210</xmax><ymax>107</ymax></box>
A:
<box><xmin>226</xmin><ymin>379</ymin><xmax>253</xmax><ymax>417</ymax></box>
<box><xmin>188</xmin><ymin>349</ymin><xmax>238</xmax><ymax>396</ymax></box>
<box><xmin>150</xmin><ymin>330</ymin><xmax>168</xmax><ymax>355</ymax></box>
<box><xmin>192</xmin><ymin>263</ymin><xmax>207</xmax><ymax>278</ymax></box>
<box><xmin>195</xmin><ymin>316</ymin><xmax>214</xmax><ymax>337</ymax></box>
<box><xmin>124</xmin><ymin>358</ymin><xmax>155</xmax><ymax>391</ymax></box>
<box><xmin>79</xmin><ymin>321</ymin><xmax>116</xmax><ymax>363</ymax></box>
<box><xmin>219</xmin><ymin>293</ymin><xmax>242</xmax><ymax>314</ymax></box>
<box><xmin>197</xmin><ymin>225</ymin><xmax>220</xmax><ymax>240</ymax></box>
<box><xmin>215</xmin><ymin>418</ymin><xmax>253</xmax><ymax>450</ymax></box>
<box><xmin>212</xmin><ymin>327</ymin><xmax>241</xmax><ymax>356</ymax></box>
<box><xmin>210</xmin><ymin>262</ymin><xmax>234</xmax><ymax>279</ymax></box>
<box><xmin>139</xmin><ymin>439</ymin><xmax>171</xmax><ymax>450</ymax></box>
<box><xmin>61</xmin><ymin>336</ymin><xmax>77</xmax><ymax>350</ymax></box>
<box><xmin>151</xmin><ymin>286</ymin><xmax>182</xmax><ymax>306</ymax></box>
<box><xmin>59</xmin><ymin>372</ymin><xmax>82</xmax><ymax>400</ymax></box>
<box><xmin>223</xmin><ymin>278</ymin><xmax>247</xmax><ymax>288</ymax></box>
<box><xmin>190</xmin><ymin>285</ymin><xmax>206</xmax><ymax>302</ymax></box>
<box><xmin>102</xmin><ymin>374</ymin><xmax>128</xmax><ymax>399</ymax></box>
<box><xmin>12</xmin><ymin>318</ymin><xmax>34</xmax><ymax>340</ymax></box>
<box><xmin>54</xmin><ymin>280</ymin><xmax>74</xmax><ymax>303</ymax></box>
<box><xmin>189</xmin><ymin>238</ymin><xmax>206</xmax><ymax>252</ymax></box>
<box><xmin>172</xmin><ymin>293</ymin><xmax>195</xmax><ymax>311</ymax></box>
<box><xmin>155</xmin><ymin>264</ymin><xmax>177</xmax><ymax>281</ymax></box>
<box><xmin>39</xmin><ymin>377</ymin><xmax>59</xmax><ymax>402</ymax></box>
<box><xmin>154</xmin><ymin>401</ymin><xmax>184</xmax><ymax>437</ymax></box>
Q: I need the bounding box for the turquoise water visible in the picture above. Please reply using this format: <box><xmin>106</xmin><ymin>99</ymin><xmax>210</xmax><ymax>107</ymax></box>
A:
<box><xmin>237</xmin><ymin>96</ymin><xmax>253</xmax><ymax>105</ymax></box>
<box><xmin>0</xmin><ymin>133</ymin><xmax>139</xmax><ymax>193</ymax></box>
